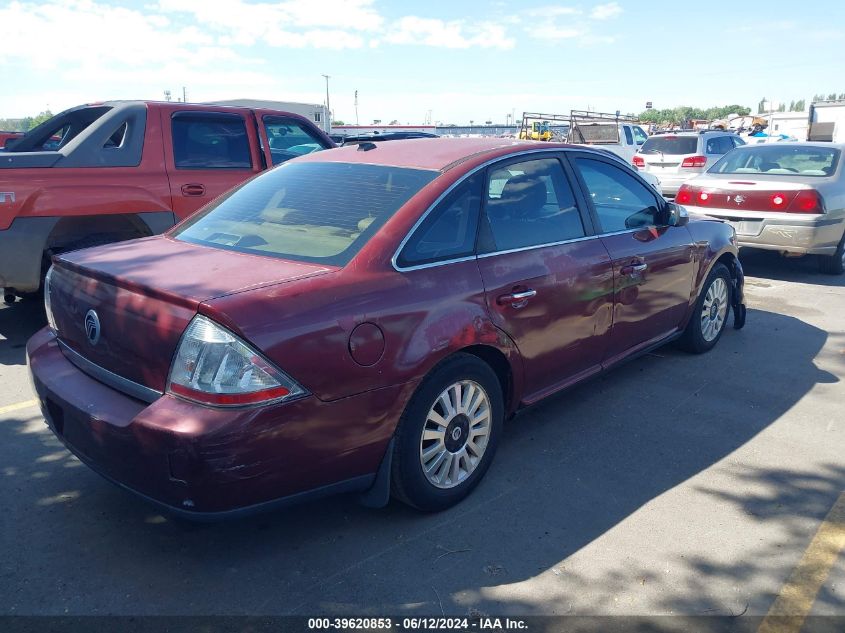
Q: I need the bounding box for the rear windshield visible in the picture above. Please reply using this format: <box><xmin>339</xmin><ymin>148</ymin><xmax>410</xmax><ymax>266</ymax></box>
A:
<box><xmin>710</xmin><ymin>145</ymin><xmax>840</xmax><ymax>177</ymax></box>
<box><xmin>173</xmin><ymin>162</ymin><xmax>438</xmax><ymax>266</ymax></box>
<box><xmin>569</xmin><ymin>124</ymin><xmax>618</xmax><ymax>143</ymax></box>
<box><xmin>640</xmin><ymin>136</ymin><xmax>698</xmax><ymax>155</ymax></box>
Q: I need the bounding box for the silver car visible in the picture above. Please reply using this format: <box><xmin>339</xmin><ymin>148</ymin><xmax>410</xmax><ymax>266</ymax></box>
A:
<box><xmin>676</xmin><ymin>142</ymin><xmax>845</xmax><ymax>274</ymax></box>
<box><xmin>633</xmin><ymin>131</ymin><xmax>745</xmax><ymax>196</ymax></box>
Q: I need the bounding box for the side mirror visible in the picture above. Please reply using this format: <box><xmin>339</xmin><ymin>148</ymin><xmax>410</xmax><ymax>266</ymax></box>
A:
<box><xmin>666</xmin><ymin>202</ymin><xmax>689</xmax><ymax>227</ymax></box>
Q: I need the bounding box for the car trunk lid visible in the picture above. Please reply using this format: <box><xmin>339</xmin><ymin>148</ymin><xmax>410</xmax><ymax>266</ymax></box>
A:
<box><xmin>49</xmin><ymin>236</ymin><xmax>335</xmax><ymax>393</ymax></box>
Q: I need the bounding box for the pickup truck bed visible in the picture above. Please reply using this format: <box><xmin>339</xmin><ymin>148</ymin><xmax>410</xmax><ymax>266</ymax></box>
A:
<box><xmin>0</xmin><ymin>101</ymin><xmax>334</xmax><ymax>298</ymax></box>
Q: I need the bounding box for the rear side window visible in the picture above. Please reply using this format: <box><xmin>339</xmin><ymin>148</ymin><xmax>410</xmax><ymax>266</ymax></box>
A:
<box><xmin>397</xmin><ymin>176</ymin><xmax>481</xmax><ymax>267</ymax></box>
<box><xmin>263</xmin><ymin>116</ymin><xmax>330</xmax><ymax>166</ymax></box>
<box><xmin>480</xmin><ymin>158</ymin><xmax>585</xmax><ymax>252</ymax></box>
<box><xmin>706</xmin><ymin>136</ymin><xmax>733</xmax><ymax>154</ymax></box>
<box><xmin>633</xmin><ymin>126</ymin><xmax>649</xmax><ymax>145</ymax></box>
<box><xmin>174</xmin><ymin>162</ymin><xmax>437</xmax><ymax>266</ymax></box>
<box><xmin>640</xmin><ymin>136</ymin><xmax>698</xmax><ymax>155</ymax></box>
<box><xmin>574</xmin><ymin>158</ymin><xmax>662</xmax><ymax>233</ymax></box>
<box><xmin>172</xmin><ymin>113</ymin><xmax>252</xmax><ymax>169</ymax></box>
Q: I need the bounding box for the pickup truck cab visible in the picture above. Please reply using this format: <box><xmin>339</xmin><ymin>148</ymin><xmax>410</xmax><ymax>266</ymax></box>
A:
<box><xmin>0</xmin><ymin>101</ymin><xmax>334</xmax><ymax>300</ymax></box>
<box><xmin>567</xmin><ymin>122</ymin><xmax>649</xmax><ymax>163</ymax></box>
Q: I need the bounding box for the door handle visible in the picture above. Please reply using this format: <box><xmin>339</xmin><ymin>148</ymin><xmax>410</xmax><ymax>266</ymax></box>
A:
<box><xmin>497</xmin><ymin>289</ymin><xmax>537</xmax><ymax>307</ymax></box>
<box><xmin>181</xmin><ymin>183</ymin><xmax>206</xmax><ymax>197</ymax></box>
<box><xmin>621</xmin><ymin>262</ymin><xmax>648</xmax><ymax>276</ymax></box>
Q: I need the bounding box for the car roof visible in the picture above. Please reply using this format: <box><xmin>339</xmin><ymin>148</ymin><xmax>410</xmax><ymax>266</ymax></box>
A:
<box><xmin>732</xmin><ymin>141</ymin><xmax>845</xmax><ymax>150</ymax></box>
<box><xmin>294</xmin><ymin>137</ymin><xmax>572</xmax><ymax>171</ymax></box>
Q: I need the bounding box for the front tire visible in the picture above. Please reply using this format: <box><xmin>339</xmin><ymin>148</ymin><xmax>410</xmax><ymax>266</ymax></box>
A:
<box><xmin>678</xmin><ymin>263</ymin><xmax>732</xmax><ymax>354</ymax></box>
<box><xmin>818</xmin><ymin>233</ymin><xmax>845</xmax><ymax>275</ymax></box>
<box><xmin>391</xmin><ymin>354</ymin><xmax>504</xmax><ymax>511</ymax></box>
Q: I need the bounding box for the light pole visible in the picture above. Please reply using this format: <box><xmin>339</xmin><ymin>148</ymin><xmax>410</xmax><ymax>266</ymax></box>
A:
<box><xmin>322</xmin><ymin>74</ymin><xmax>331</xmax><ymax>125</ymax></box>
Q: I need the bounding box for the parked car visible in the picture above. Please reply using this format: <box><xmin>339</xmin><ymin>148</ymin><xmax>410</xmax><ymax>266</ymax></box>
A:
<box><xmin>567</xmin><ymin>114</ymin><xmax>650</xmax><ymax>164</ymax></box>
<box><xmin>0</xmin><ymin>101</ymin><xmax>334</xmax><ymax>303</ymax></box>
<box><xmin>0</xmin><ymin>130</ymin><xmax>24</xmax><ymax>151</ymax></box>
<box><xmin>338</xmin><ymin>131</ymin><xmax>439</xmax><ymax>145</ymax></box>
<box><xmin>28</xmin><ymin>138</ymin><xmax>746</xmax><ymax>518</ymax></box>
<box><xmin>633</xmin><ymin>131</ymin><xmax>745</xmax><ymax>197</ymax></box>
<box><xmin>676</xmin><ymin>142</ymin><xmax>845</xmax><ymax>274</ymax></box>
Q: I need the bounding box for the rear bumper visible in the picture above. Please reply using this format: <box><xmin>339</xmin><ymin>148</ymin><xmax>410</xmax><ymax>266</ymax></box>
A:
<box><xmin>26</xmin><ymin>327</ymin><xmax>408</xmax><ymax>518</ymax></box>
<box><xmin>693</xmin><ymin>209</ymin><xmax>845</xmax><ymax>255</ymax></box>
<box><xmin>649</xmin><ymin>172</ymin><xmax>696</xmax><ymax>196</ymax></box>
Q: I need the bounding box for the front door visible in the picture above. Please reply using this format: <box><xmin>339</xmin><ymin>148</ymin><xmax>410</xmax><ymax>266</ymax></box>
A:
<box><xmin>475</xmin><ymin>155</ymin><xmax>614</xmax><ymax>404</ymax></box>
<box><xmin>568</xmin><ymin>153</ymin><xmax>696</xmax><ymax>365</ymax></box>
<box><xmin>162</xmin><ymin>107</ymin><xmax>263</xmax><ymax>220</ymax></box>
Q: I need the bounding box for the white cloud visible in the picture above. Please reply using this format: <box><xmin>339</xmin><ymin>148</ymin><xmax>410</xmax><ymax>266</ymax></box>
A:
<box><xmin>523</xmin><ymin>2</ymin><xmax>622</xmax><ymax>43</ymax></box>
<box><xmin>590</xmin><ymin>2</ymin><xmax>623</xmax><ymax>20</ymax></box>
<box><xmin>382</xmin><ymin>16</ymin><xmax>515</xmax><ymax>49</ymax></box>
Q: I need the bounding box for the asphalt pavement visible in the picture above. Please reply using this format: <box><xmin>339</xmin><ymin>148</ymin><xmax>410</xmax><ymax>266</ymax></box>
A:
<box><xmin>0</xmin><ymin>249</ymin><xmax>842</xmax><ymax>618</ymax></box>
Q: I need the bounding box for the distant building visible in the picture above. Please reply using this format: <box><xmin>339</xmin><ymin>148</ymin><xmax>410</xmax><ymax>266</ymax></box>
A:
<box><xmin>332</xmin><ymin>124</ymin><xmax>436</xmax><ymax>136</ymax></box>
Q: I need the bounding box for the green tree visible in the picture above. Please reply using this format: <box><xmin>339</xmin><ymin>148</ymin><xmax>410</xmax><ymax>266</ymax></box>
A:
<box><xmin>794</xmin><ymin>99</ymin><xmax>805</xmax><ymax>111</ymax></box>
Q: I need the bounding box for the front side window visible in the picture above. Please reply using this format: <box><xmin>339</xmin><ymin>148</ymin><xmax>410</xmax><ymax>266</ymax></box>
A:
<box><xmin>171</xmin><ymin>113</ymin><xmax>252</xmax><ymax>169</ymax></box>
<box><xmin>263</xmin><ymin>116</ymin><xmax>330</xmax><ymax>166</ymax></box>
<box><xmin>633</xmin><ymin>126</ymin><xmax>649</xmax><ymax>145</ymax></box>
<box><xmin>574</xmin><ymin>158</ymin><xmax>663</xmax><ymax>233</ymax></box>
<box><xmin>481</xmin><ymin>158</ymin><xmax>585</xmax><ymax>253</ymax></box>
<box><xmin>174</xmin><ymin>162</ymin><xmax>437</xmax><ymax>266</ymax></box>
<box><xmin>710</xmin><ymin>146</ymin><xmax>840</xmax><ymax>176</ymax></box>
<box><xmin>397</xmin><ymin>176</ymin><xmax>481</xmax><ymax>267</ymax></box>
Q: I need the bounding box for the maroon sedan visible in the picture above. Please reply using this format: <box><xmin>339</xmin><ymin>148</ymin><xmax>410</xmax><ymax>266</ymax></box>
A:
<box><xmin>27</xmin><ymin>138</ymin><xmax>746</xmax><ymax>518</ymax></box>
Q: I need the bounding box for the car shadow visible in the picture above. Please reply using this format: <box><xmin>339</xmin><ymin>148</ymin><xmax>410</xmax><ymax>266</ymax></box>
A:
<box><xmin>1</xmin><ymin>308</ymin><xmax>839</xmax><ymax>617</ymax></box>
<box><xmin>739</xmin><ymin>248</ymin><xmax>845</xmax><ymax>287</ymax></box>
<box><xmin>0</xmin><ymin>300</ymin><xmax>46</xmax><ymax>366</ymax></box>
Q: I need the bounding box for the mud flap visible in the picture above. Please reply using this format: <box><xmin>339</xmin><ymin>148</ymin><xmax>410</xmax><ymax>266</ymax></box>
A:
<box><xmin>729</xmin><ymin>258</ymin><xmax>747</xmax><ymax>330</ymax></box>
<box><xmin>359</xmin><ymin>438</ymin><xmax>394</xmax><ymax>508</ymax></box>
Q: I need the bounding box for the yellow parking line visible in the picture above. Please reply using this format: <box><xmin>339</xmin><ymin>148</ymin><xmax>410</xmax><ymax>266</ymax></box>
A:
<box><xmin>0</xmin><ymin>399</ymin><xmax>39</xmax><ymax>416</ymax></box>
<box><xmin>758</xmin><ymin>491</ymin><xmax>845</xmax><ymax>633</ymax></box>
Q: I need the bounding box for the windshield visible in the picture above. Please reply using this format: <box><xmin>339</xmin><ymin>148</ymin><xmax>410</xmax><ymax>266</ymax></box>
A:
<box><xmin>173</xmin><ymin>162</ymin><xmax>438</xmax><ymax>266</ymax></box>
<box><xmin>640</xmin><ymin>136</ymin><xmax>698</xmax><ymax>155</ymax></box>
<box><xmin>710</xmin><ymin>146</ymin><xmax>840</xmax><ymax>176</ymax></box>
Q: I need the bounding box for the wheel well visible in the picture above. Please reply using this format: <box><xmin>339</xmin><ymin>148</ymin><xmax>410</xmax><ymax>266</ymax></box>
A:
<box><xmin>459</xmin><ymin>344</ymin><xmax>514</xmax><ymax>414</ymax></box>
<box><xmin>45</xmin><ymin>214</ymin><xmax>153</xmax><ymax>254</ymax></box>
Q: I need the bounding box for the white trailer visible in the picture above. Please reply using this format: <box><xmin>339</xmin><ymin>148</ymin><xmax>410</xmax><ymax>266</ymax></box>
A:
<box><xmin>808</xmin><ymin>101</ymin><xmax>845</xmax><ymax>142</ymax></box>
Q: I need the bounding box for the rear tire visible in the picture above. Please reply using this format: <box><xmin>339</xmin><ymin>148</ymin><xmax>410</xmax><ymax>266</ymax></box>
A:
<box><xmin>391</xmin><ymin>354</ymin><xmax>504</xmax><ymax>511</ymax></box>
<box><xmin>818</xmin><ymin>233</ymin><xmax>845</xmax><ymax>275</ymax></box>
<box><xmin>678</xmin><ymin>263</ymin><xmax>732</xmax><ymax>354</ymax></box>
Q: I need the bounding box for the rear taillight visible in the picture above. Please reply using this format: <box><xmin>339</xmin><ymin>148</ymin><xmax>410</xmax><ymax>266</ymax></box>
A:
<box><xmin>681</xmin><ymin>155</ymin><xmax>707</xmax><ymax>168</ymax></box>
<box><xmin>632</xmin><ymin>155</ymin><xmax>645</xmax><ymax>168</ymax></box>
<box><xmin>167</xmin><ymin>315</ymin><xmax>306</xmax><ymax>407</ymax></box>
<box><xmin>44</xmin><ymin>266</ymin><xmax>57</xmax><ymax>333</ymax></box>
<box><xmin>787</xmin><ymin>189</ymin><xmax>823</xmax><ymax>213</ymax></box>
<box><xmin>676</xmin><ymin>185</ymin><xmax>824</xmax><ymax>213</ymax></box>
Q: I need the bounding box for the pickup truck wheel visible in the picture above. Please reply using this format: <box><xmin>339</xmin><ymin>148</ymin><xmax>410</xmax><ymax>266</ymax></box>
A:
<box><xmin>818</xmin><ymin>233</ymin><xmax>845</xmax><ymax>275</ymax></box>
<box><xmin>390</xmin><ymin>354</ymin><xmax>503</xmax><ymax>512</ymax></box>
<box><xmin>678</xmin><ymin>263</ymin><xmax>731</xmax><ymax>354</ymax></box>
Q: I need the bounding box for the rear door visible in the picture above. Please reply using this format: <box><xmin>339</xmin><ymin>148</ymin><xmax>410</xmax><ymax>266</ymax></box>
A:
<box><xmin>640</xmin><ymin>135</ymin><xmax>699</xmax><ymax>176</ymax></box>
<box><xmin>567</xmin><ymin>152</ymin><xmax>695</xmax><ymax>364</ymax></box>
<box><xmin>163</xmin><ymin>107</ymin><xmax>263</xmax><ymax>220</ymax></box>
<box><xmin>475</xmin><ymin>154</ymin><xmax>615</xmax><ymax>403</ymax></box>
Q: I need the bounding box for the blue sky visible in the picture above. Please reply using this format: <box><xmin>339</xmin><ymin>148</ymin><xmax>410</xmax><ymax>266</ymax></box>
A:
<box><xmin>2</xmin><ymin>0</ymin><xmax>844</xmax><ymax>123</ymax></box>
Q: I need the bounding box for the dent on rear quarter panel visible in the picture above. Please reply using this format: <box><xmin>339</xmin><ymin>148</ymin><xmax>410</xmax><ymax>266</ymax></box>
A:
<box><xmin>203</xmin><ymin>259</ymin><xmax>524</xmax><ymax>407</ymax></box>
<box><xmin>686</xmin><ymin>219</ymin><xmax>739</xmax><ymax>294</ymax></box>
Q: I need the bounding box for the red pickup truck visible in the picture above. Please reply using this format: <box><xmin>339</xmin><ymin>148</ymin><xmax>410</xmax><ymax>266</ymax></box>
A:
<box><xmin>0</xmin><ymin>101</ymin><xmax>334</xmax><ymax>302</ymax></box>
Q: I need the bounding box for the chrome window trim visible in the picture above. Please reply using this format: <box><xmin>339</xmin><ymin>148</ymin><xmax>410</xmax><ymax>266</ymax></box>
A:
<box><xmin>391</xmin><ymin>146</ymin><xmax>649</xmax><ymax>273</ymax></box>
<box><xmin>58</xmin><ymin>340</ymin><xmax>162</xmax><ymax>404</ymax></box>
